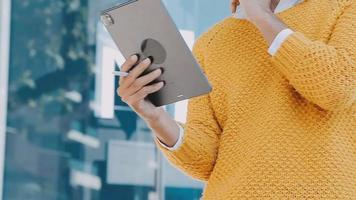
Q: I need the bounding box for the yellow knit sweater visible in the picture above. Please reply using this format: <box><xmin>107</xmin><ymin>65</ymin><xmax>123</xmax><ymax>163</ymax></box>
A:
<box><xmin>155</xmin><ymin>0</ymin><xmax>356</xmax><ymax>199</ymax></box>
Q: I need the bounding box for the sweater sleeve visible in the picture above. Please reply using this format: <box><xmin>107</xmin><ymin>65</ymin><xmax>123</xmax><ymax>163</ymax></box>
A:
<box><xmin>154</xmin><ymin>33</ymin><xmax>222</xmax><ymax>182</ymax></box>
<box><xmin>270</xmin><ymin>2</ymin><xmax>356</xmax><ymax>111</ymax></box>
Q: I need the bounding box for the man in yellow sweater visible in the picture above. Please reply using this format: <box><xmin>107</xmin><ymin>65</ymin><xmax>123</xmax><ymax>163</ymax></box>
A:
<box><xmin>117</xmin><ymin>0</ymin><xmax>355</xmax><ymax>199</ymax></box>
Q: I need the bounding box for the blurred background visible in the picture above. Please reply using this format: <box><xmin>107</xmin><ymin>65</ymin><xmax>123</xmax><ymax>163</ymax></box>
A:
<box><xmin>0</xmin><ymin>0</ymin><xmax>230</xmax><ymax>199</ymax></box>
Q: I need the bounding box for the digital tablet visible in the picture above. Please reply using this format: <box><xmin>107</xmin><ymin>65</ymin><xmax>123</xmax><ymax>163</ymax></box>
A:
<box><xmin>100</xmin><ymin>0</ymin><xmax>212</xmax><ymax>107</ymax></box>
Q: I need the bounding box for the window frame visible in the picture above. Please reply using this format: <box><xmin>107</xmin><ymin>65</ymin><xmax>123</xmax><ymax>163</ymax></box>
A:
<box><xmin>0</xmin><ymin>0</ymin><xmax>12</xmax><ymax>199</ymax></box>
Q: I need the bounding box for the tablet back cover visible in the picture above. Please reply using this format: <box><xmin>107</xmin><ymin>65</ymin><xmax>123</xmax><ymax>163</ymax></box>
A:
<box><xmin>101</xmin><ymin>0</ymin><xmax>212</xmax><ymax>106</ymax></box>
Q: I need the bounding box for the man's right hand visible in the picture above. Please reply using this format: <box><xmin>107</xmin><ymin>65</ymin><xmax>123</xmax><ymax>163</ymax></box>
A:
<box><xmin>116</xmin><ymin>54</ymin><xmax>181</xmax><ymax>148</ymax></box>
<box><xmin>116</xmin><ymin>54</ymin><xmax>166</xmax><ymax>122</ymax></box>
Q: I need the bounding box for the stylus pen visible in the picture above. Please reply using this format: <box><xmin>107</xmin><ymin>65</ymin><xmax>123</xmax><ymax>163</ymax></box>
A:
<box><xmin>112</xmin><ymin>71</ymin><xmax>129</xmax><ymax>77</ymax></box>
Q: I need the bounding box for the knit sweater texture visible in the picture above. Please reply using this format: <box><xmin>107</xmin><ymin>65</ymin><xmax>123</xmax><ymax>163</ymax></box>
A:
<box><xmin>155</xmin><ymin>0</ymin><xmax>356</xmax><ymax>199</ymax></box>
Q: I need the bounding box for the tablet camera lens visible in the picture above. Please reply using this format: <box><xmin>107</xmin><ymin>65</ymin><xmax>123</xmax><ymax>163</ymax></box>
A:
<box><xmin>101</xmin><ymin>14</ymin><xmax>114</xmax><ymax>26</ymax></box>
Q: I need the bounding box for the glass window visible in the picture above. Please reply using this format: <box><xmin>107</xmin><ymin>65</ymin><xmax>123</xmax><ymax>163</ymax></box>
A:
<box><xmin>2</xmin><ymin>0</ymin><xmax>229</xmax><ymax>199</ymax></box>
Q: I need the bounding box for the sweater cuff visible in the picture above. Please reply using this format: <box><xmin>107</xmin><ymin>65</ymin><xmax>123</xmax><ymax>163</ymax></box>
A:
<box><xmin>270</xmin><ymin>31</ymin><xmax>314</xmax><ymax>69</ymax></box>
<box><xmin>268</xmin><ymin>28</ymin><xmax>295</xmax><ymax>56</ymax></box>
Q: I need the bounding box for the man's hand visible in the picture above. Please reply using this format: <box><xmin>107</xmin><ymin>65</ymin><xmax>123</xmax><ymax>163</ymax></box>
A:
<box><xmin>230</xmin><ymin>0</ymin><xmax>239</xmax><ymax>13</ymax></box>
<box><xmin>231</xmin><ymin>0</ymin><xmax>289</xmax><ymax>46</ymax></box>
<box><xmin>232</xmin><ymin>0</ymin><xmax>280</xmax><ymax>21</ymax></box>
<box><xmin>231</xmin><ymin>0</ymin><xmax>280</xmax><ymax>16</ymax></box>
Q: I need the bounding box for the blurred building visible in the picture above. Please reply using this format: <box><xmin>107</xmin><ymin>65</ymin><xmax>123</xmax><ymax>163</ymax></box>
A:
<box><xmin>0</xmin><ymin>0</ymin><xmax>228</xmax><ymax>199</ymax></box>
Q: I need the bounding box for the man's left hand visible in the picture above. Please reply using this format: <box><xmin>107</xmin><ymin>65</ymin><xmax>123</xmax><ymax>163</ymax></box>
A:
<box><xmin>232</xmin><ymin>0</ymin><xmax>280</xmax><ymax>22</ymax></box>
<box><xmin>231</xmin><ymin>0</ymin><xmax>289</xmax><ymax>46</ymax></box>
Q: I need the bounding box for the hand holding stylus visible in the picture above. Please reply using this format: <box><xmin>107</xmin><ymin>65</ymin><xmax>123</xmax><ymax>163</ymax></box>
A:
<box><xmin>116</xmin><ymin>54</ymin><xmax>165</xmax><ymax>119</ymax></box>
<box><xmin>116</xmin><ymin>54</ymin><xmax>181</xmax><ymax>147</ymax></box>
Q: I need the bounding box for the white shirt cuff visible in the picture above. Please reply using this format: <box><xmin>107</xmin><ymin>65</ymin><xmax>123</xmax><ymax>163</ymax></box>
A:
<box><xmin>268</xmin><ymin>28</ymin><xmax>294</xmax><ymax>56</ymax></box>
<box><xmin>156</xmin><ymin>121</ymin><xmax>184</xmax><ymax>151</ymax></box>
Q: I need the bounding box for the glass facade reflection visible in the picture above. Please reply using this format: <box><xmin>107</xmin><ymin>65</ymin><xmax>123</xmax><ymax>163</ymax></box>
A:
<box><xmin>2</xmin><ymin>0</ymin><xmax>229</xmax><ymax>199</ymax></box>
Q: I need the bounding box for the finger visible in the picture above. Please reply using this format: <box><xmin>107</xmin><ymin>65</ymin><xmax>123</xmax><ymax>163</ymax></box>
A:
<box><xmin>121</xmin><ymin>54</ymin><xmax>139</xmax><ymax>72</ymax></box>
<box><xmin>126</xmin><ymin>82</ymin><xmax>165</xmax><ymax>105</ymax></box>
<box><xmin>121</xmin><ymin>57</ymin><xmax>152</xmax><ymax>89</ymax></box>
<box><xmin>270</xmin><ymin>0</ymin><xmax>279</xmax><ymax>12</ymax></box>
<box><xmin>231</xmin><ymin>0</ymin><xmax>239</xmax><ymax>13</ymax></box>
<box><xmin>125</xmin><ymin>68</ymin><xmax>163</xmax><ymax>97</ymax></box>
<box><xmin>119</xmin><ymin>54</ymin><xmax>139</xmax><ymax>86</ymax></box>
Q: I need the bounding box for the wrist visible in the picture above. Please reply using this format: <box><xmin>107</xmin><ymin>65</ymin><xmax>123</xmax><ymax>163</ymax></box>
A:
<box><xmin>145</xmin><ymin>109</ymin><xmax>180</xmax><ymax>148</ymax></box>
<box><xmin>250</xmin><ymin>12</ymin><xmax>288</xmax><ymax>45</ymax></box>
<box><xmin>249</xmin><ymin>11</ymin><xmax>275</xmax><ymax>26</ymax></box>
<box><xmin>145</xmin><ymin>108</ymin><xmax>167</xmax><ymax>127</ymax></box>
